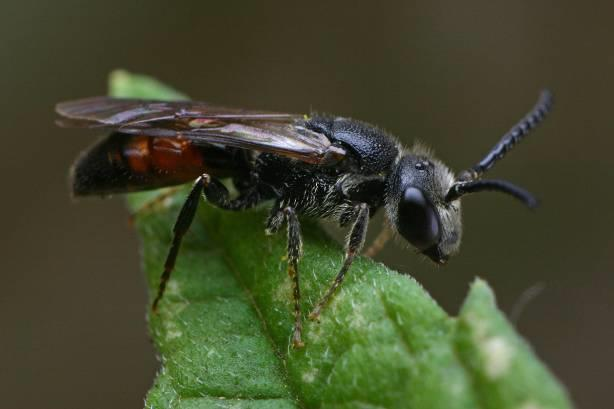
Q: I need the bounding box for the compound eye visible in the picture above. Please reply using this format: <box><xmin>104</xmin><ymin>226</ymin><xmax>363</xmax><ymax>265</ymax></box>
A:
<box><xmin>397</xmin><ymin>187</ymin><xmax>441</xmax><ymax>250</ymax></box>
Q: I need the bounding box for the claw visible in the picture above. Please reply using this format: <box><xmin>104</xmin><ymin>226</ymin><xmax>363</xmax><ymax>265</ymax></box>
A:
<box><xmin>292</xmin><ymin>336</ymin><xmax>305</xmax><ymax>349</ymax></box>
<box><xmin>308</xmin><ymin>309</ymin><xmax>321</xmax><ymax>322</ymax></box>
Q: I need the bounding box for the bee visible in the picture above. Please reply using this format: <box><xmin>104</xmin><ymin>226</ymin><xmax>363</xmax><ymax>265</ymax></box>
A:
<box><xmin>57</xmin><ymin>90</ymin><xmax>552</xmax><ymax>347</ymax></box>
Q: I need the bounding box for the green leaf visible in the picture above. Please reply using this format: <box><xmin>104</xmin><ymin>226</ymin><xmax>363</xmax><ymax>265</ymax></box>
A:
<box><xmin>110</xmin><ymin>71</ymin><xmax>574</xmax><ymax>409</ymax></box>
<box><xmin>109</xmin><ymin>69</ymin><xmax>189</xmax><ymax>100</ymax></box>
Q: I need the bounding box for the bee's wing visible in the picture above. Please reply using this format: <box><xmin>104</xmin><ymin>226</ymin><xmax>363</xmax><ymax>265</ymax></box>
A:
<box><xmin>56</xmin><ymin>96</ymin><xmax>345</xmax><ymax>164</ymax></box>
<box><xmin>56</xmin><ymin>96</ymin><xmax>296</xmax><ymax>124</ymax></box>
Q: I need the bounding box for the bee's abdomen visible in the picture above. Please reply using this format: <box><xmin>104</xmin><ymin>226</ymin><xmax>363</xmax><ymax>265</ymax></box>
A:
<box><xmin>122</xmin><ymin>135</ymin><xmax>204</xmax><ymax>176</ymax></box>
<box><xmin>72</xmin><ymin>133</ymin><xmax>247</xmax><ymax>196</ymax></box>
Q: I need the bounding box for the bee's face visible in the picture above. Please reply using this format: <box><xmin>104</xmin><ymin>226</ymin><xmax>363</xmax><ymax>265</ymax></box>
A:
<box><xmin>386</xmin><ymin>150</ymin><xmax>462</xmax><ymax>263</ymax></box>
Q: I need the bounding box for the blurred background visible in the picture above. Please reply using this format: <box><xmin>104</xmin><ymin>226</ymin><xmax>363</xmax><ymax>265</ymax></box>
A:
<box><xmin>2</xmin><ymin>1</ymin><xmax>612</xmax><ymax>408</ymax></box>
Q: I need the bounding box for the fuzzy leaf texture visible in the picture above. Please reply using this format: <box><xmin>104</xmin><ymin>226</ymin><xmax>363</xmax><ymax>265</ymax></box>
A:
<box><xmin>110</xmin><ymin>70</ymin><xmax>574</xmax><ymax>409</ymax></box>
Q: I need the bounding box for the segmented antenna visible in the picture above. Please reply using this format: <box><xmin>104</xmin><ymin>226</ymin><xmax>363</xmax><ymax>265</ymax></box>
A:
<box><xmin>457</xmin><ymin>90</ymin><xmax>553</xmax><ymax>182</ymax></box>
<box><xmin>447</xmin><ymin>90</ymin><xmax>553</xmax><ymax>207</ymax></box>
<box><xmin>445</xmin><ymin>179</ymin><xmax>538</xmax><ymax>208</ymax></box>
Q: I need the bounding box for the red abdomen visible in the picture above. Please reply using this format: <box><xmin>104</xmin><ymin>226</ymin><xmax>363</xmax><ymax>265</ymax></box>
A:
<box><xmin>72</xmin><ymin>133</ymin><xmax>248</xmax><ymax>196</ymax></box>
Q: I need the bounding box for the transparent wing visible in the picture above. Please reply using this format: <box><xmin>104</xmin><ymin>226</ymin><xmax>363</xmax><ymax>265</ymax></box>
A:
<box><xmin>56</xmin><ymin>96</ymin><xmax>345</xmax><ymax>164</ymax></box>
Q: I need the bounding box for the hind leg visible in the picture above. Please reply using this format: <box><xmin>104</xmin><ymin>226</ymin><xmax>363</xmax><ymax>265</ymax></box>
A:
<box><xmin>152</xmin><ymin>175</ymin><xmax>210</xmax><ymax>312</ymax></box>
<box><xmin>152</xmin><ymin>175</ymin><xmax>261</xmax><ymax>312</ymax></box>
<box><xmin>203</xmin><ymin>178</ymin><xmax>261</xmax><ymax>210</ymax></box>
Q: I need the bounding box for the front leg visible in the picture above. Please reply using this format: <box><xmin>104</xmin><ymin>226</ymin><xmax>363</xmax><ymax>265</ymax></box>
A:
<box><xmin>309</xmin><ymin>203</ymin><xmax>370</xmax><ymax>321</ymax></box>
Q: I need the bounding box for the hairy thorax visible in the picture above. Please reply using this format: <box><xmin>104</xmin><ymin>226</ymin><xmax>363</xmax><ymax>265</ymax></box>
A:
<box><xmin>255</xmin><ymin>153</ymin><xmax>356</xmax><ymax>222</ymax></box>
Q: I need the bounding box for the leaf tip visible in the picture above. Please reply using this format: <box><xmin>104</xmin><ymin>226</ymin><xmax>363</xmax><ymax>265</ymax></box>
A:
<box><xmin>108</xmin><ymin>69</ymin><xmax>130</xmax><ymax>94</ymax></box>
<box><xmin>108</xmin><ymin>69</ymin><xmax>189</xmax><ymax>100</ymax></box>
<box><xmin>465</xmin><ymin>277</ymin><xmax>497</xmax><ymax>308</ymax></box>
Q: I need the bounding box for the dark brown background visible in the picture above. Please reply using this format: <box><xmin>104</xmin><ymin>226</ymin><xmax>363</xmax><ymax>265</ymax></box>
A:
<box><xmin>2</xmin><ymin>1</ymin><xmax>612</xmax><ymax>408</ymax></box>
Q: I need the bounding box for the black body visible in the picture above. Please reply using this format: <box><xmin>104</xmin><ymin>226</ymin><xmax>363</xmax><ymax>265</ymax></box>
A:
<box><xmin>57</xmin><ymin>91</ymin><xmax>553</xmax><ymax>347</ymax></box>
<box><xmin>254</xmin><ymin>115</ymin><xmax>397</xmax><ymax>224</ymax></box>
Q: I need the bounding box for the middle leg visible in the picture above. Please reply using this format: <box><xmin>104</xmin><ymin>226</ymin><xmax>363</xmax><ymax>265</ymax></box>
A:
<box><xmin>284</xmin><ymin>207</ymin><xmax>304</xmax><ymax>348</ymax></box>
<box><xmin>266</xmin><ymin>204</ymin><xmax>305</xmax><ymax>348</ymax></box>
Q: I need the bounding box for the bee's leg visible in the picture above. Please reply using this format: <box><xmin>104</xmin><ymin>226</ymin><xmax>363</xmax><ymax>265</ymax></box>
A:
<box><xmin>285</xmin><ymin>207</ymin><xmax>305</xmax><ymax>348</ymax></box>
<box><xmin>309</xmin><ymin>203</ymin><xmax>369</xmax><ymax>322</ymax></box>
<box><xmin>264</xmin><ymin>200</ymin><xmax>284</xmax><ymax>234</ymax></box>
<box><xmin>265</xmin><ymin>204</ymin><xmax>305</xmax><ymax>348</ymax></box>
<box><xmin>203</xmin><ymin>178</ymin><xmax>261</xmax><ymax>211</ymax></box>
<box><xmin>152</xmin><ymin>174</ymin><xmax>210</xmax><ymax>312</ymax></box>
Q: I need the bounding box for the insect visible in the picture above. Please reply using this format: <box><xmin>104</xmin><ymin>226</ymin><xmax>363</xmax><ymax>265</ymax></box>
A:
<box><xmin>57</xmin><ymin>90</ymin><xmax>552</xmax><ymax>348</ymax></box>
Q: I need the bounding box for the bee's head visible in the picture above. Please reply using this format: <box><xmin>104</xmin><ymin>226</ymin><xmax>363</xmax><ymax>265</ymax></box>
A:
<box><xmin>385</xmin><ymin>90</ymin><xmax>552</xmax><ymax>264</ymax></box>
<box><xmin>385</xmin><ymin>149</ymin><xmax>462</xmax><ymax>264</ymax></box>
